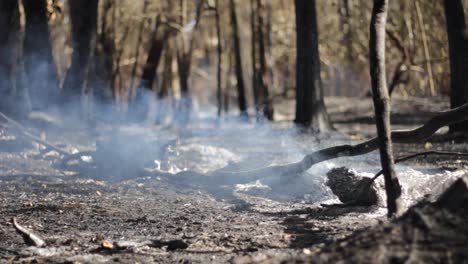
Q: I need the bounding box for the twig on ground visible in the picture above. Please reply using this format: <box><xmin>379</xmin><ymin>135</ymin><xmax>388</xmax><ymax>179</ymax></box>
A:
<box><xmin>11</xmin><ymin>218</ymin><xmax>46</xmax><ymax>247</ymax></box>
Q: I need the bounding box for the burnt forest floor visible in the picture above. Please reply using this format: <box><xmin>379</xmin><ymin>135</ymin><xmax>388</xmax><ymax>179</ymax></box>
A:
<box><xmin>0</xmin><ymin>96</ymin><xmax>467</xmax><ymax>263</ymax></box>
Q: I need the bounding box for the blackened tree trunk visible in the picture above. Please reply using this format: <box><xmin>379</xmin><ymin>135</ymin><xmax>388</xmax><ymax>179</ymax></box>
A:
<box><xmin>294</xmin><ymin>0</ymin><xmax>332</xmax><ymax>131</ymax></box>
<box><xmin>23</xmin><ymin>0</ymin><xmax>59</xmax><ymax>110</ymax></box>
<box><xmin>0</xmin><ymin>0</ymin><xmax>25</xmax><ymax>116</ymax></box>
<box><xmin>250</xmin><ymin>0</ymin><xmax>260</xmax><ymax>119</ymax></box>
<box><xmin>215</xmin><ymin>0</ymin><xmax>223</xmax><ymax>118</ymax></box>
<box><xmin>129</xmin><ymin>0</ymin><xmax>150</xmax><ymax>94</ymax></box>
<box><xmin>229</xmin><ymin>0</ymin><xmax>248</xmax><ymax>119</ymax></box>
<box><xmin>93</xmin><ymin>0</ymin><xmax>115</xmax><ymax>102</ymax></box>
<box><xmin>138</xmin><ymin>18</ymin><xmax>166</xmax><ymax>94</ymax></box>
<box><xmin>369</xmin><ymin>0</ymin><xmax>401</xmax><ymax>217</ymax></box>
<box><xmin>62</xmin><ymin>0</ymin><xmax>99</xmax><ymax>102</ymax></box>
<box><xmin>444</xmin><ymin>0</ymin><xmax>468</xmax><ymax>132</ymax></box>
<box><xmin>128</xmin><ymin>16</ymin><xmax>167</xmax><ymax>120</ymax></box>
<box><xmin>256</xmin><ymin>0</ymin><xmax>274</xmax><ymax>121</ymax></box>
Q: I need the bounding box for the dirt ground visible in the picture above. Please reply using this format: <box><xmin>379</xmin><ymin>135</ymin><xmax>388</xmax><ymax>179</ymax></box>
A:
<box><xmin>0</xmin><ymin>96</ymin><xmax>467</xmax><ymax>263</ymax></box>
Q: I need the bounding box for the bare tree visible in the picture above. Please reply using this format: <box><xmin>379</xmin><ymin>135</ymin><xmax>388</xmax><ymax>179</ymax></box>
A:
<box><xmin>294</xmin><ymin>0</ymin><xmax>332</xmax><ymax>131</ymax></box>
<box><xmin>444</xmin><ymin>0</ymin><xmax>468</xmax><ymax>133</ymax></box>
<box><xmin>23</xmin><ymin>0</ymin><xmax>59</xmax><ymax>110</ymax></box>
<box><xmin>369</xmin><ymin>0</ymin><xmax>401</xmax><ymax>217</ymax></box>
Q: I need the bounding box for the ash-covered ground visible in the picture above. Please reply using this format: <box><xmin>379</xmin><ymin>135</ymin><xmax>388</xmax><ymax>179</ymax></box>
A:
<box><xmin>0</xmin><ymin>96</ymin><xmax>467</xmax><ymax>263</ymax></box>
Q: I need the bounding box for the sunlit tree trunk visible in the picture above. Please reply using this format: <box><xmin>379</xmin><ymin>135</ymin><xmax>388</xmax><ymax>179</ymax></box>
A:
<box><xmin>294</xmin><ymin>0</ymin><xmax>332</xmax><ymax>131</ymax></box>
<box><xmin>369</xmin><ymin>0</ymin><xmax>401</xmax><ymax>217</ymax></box>
<box><xmin>444</xmin><ymin>0</ymin><xmax>468</xmax><ymax>133</ymax></box>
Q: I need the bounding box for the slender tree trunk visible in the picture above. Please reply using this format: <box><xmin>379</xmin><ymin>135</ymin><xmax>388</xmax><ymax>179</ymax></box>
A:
<box><xmin>256</xmin><ymin>0</ymin><xmax>274</xmax><ymax>121</ymax></box>
<box><xmin>339</xmin><ymin>0</ymin><xmax>354</xmax><ymax>62</ymax></box>
<box><xmin>294</xmin><ymin>0</ymin><xmax>333</xmax><ymax>131</ymax></box>
<box><xmin>215</xmin><ymin>0</ymin><xmax>223</xmax><ymax>118</ymax></box>
<box><xmin>23</xmin><ymin>0</ymin><xmax>59</xmax><ymax>110</ymax></box>
<box><xmin>63</xmin><ymin>0</ymin><xmax>99</xmax><ymax>102</ymax></box>
<box><xmin>250</xmin><ymin>0</ymin><xmax>260</xmax><ymax>119</ymax></box>
<box><xmin>229</xmin><ymin>0</ymin><xmax>248</xmax><ymax>119</ymax></box>
<box><xmin>414</xmin><ymin>0</ymin><xmax>435</xmax><ymax>96</ymax></box>
<box><xmin>0</xmin><ymin>0</ymin><xmax>25</xmax><ymax>116</ymax></box>
<box><xmin>369</xmin><ymin>0</ymin><xmax>401</xmax><ymax>217</ymax></box>
<box><xmin>444</xmin><ymin>0</ymin><xmax>468</xmax><ymax>133</ymax></box>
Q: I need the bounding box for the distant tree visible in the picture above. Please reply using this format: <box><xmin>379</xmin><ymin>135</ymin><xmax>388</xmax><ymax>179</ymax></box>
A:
<box><xmin>369</xmin><ymin>0</ymin><xmax>401</xmax><ymax>217</ymax></box>
<box><xmin>229</xmin><ymin>0</ymin><xmax>248</xmax><ymax>119</ymax></box>
<box><xmin>444</xmin><ymin>0</ymin><xmax>468</xmax><ymax>133</ymax></box>
<box><xmin>0</xmin><ymin>0</ymin><xmax>25</xmax><ymax>116</ymax></box>
<box><xmin>294</xmin><ymin>0</ymin><xmax>332</xmax><ymax>131</ymax></box>
<box><xmin>22</xmin><ymin>0</ymin><xmax>59</xmax><ymax>110</ymax></box>
<box><xmin>62</xmin><ymin>0</ymin><xmax>99</xmax><ymax>102</ymax></box>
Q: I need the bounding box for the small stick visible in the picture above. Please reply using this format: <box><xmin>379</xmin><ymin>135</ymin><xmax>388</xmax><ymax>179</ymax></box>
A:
<box><xmin>11</xmin><ymin>218</ymin><xmax>46</xmax><ymax>247</ymax></box>
<box><xmin>0</xmin><ymin>111</ymin><xmax>70</xmax><ymax>156</ymax></box>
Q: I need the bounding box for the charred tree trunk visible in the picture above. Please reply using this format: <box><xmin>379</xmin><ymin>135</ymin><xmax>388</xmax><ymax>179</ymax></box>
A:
<box><xmin>159</xmin><ymin>42</ymin><xmax>174</xmax><ymax>100</ymax></box>
<box><xmin>256</xmin><ymin>0</ymin><xmax>274</xmax><ymax>121</ymax></box>
<box><xmin>444</xmin><ymin>0</ymin><xmax>468</xmax><ymax>133</ymax></box>
<box><xmin>0</xmin><ymin>0</ymin><xmax>25</xmax><ymax>116</ymax></box>
<box><xmin>250</xmin><ymin>0</ymin><xmax>260</xmax><ymax>119</ymax></box>
<box><xmin>129</xmin><ymin>0</ymin><xmax>150</xmax><ymax>94</ymax></box>
<box><xmin>155</xmin><ymin>41</ymin><xmax>174</xmax><ymax>124</ymax></box>
<box><xmin>215</xmin><ymin>0</ymin><xmax>223</xmax><ymax>118</ymax></box>
<box><xmin>62</xmin><ymin>0</ymin><xmax>99</xmax><ymax>102</ymax></box>
<box><xmin>128</xmin><ymin>17</ymin><xmax>167</xmax><ymax>120</ymax></box>
<box><xmin>229</xmin><ymin>0</ymin><xmax>248</xmax><ymax>119</ymax></box>
<box><xmin>369</xmin><ymin>0</ymin><xmax>401</xmax><ymax>217</ymax></box>
<box><xmin>23</xmin><ymin>0</ymin><xmax>59</xmax><ymax>110</ymax></box>
<box><xmin>173</xmin><ymin>0</ymin><xmax>204</xmax><ymax>124</ymax></box>
<box><xmin>138</xmin><ymin>19</ymin><xmax>166</xmax><ymax>94</ymax></box>
<box><xmin>294</xmin><ymin>0</ymin><xmax>333</xmax><ymax>131</ymax></box>
<box><xmin>93</xmin><ymin>0</ymin><xmax>115</xmax><ymax>102</ymax></box>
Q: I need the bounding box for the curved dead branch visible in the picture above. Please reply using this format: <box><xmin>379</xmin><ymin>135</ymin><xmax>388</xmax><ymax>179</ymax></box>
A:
<box><xmin>174</xmin><ymin>103</ymin><xmax>468</xmax><ymax>185</ymax></box>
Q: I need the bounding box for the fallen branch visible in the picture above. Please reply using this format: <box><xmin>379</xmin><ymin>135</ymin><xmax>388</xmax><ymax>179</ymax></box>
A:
<box><xmin>11</xmin><ymin>218</ymin><xmax>46</xmax><ymax>247</ymax></box>
<box><xmin>168</xmin><ymin>103</ymin><xmax>468</xmax><ymax>185</ymax></box>
<box><xmin>0</xmin><ymin>112</ymin><xmax>70</xmax><ymax>156</ymax></box>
